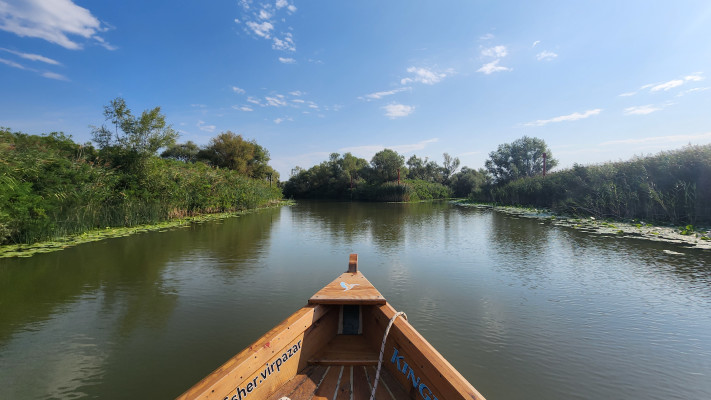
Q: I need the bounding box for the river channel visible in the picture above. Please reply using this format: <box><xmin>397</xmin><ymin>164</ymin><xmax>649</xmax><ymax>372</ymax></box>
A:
<box><xmin>1</xmin><ymin>201</ymin><xmax>710</xmax><ymax>399</ymax></box>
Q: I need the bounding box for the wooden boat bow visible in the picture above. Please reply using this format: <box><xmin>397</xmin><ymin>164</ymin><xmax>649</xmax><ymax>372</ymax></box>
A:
<box><xmin>177</xmin><ymin>254</ymin><xmax>485</xmax><ymax>400</ymax></box>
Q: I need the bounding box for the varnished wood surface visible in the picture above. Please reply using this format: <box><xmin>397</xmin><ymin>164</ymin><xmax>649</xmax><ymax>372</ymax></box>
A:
<box><xmin>176</xmin><ymin>304</ymin><xmax>333</xmax><ymax>400</ymax></box>
<box><xmin>266</xmin><ymin>364</ymin><xmax>410</xmax><ymax>400</ymax></box>
<box><xmin>308</xmin><ymin>335</ymin><xmax>379</xmax><ymax>365</ymax></box>
<box><xmin>363</xmin><ymin>303</ymin><xmax>487</xmax><ymax>400</ymax></box>
<box><xmin>308</xmin><ymin>271</ymin><xmax>386</xmax><ymax>305</ymax></box>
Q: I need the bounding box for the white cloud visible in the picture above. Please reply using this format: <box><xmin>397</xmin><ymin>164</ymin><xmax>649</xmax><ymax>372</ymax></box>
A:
<box><xmin>246</xmin><ymin>21</ymin><xmax>273</xmax><ymax>38</ymax></box>
<box><xmin>481</xmin><ymin>45</ymin><xmax>507</xmax><ymax>58</ymax></box>
<box><xmin>685</xmin><ymin>74</ymin><xmax>704</xmax><ymax>82</ymax></box>
<box><xmin>536</xmin><ymin>50</ymin><xmax>558</xmax><ymax>61</ymax></box>
<box><xmin>477</xmin><ymin>59</ymin><xmax>511</xmax><ymax>74</ymax></box>
<box><xmin>480</xmin><ymin>33</ymin><xmax>494</xmax><ymax>40</ymax></box>
<box><xmin>359</xmin><ymin>87</ymin><xmax>410</xmax><ymax>101</ymax></box>
<box><xmin>41</xmin><ymin>71</ymin><xmax>68</xmax><ymax>81</ymax></box>
<box><xmin>624</xmin><ymin>105</ymin><xmax>662</xmax><ymax>115</ymax></box>
<box><xmin>232</xmin><ymin>86</ymin><xmax>245</xmax><ymax>94</ymax></box>
<box><xmin>0</xmin><ymin>0</ymin><xmax>112</xmax><ymax>50</ymax></box>
<box><xmin>650</xmin><ymin>79</ymin><xmax>684</xmax><ymax>92</ymax></box>
<box><xmin>289</xmin><ymin>90</ymin><xmax>303</xmax><ymax>96</ymax></box>
<box><xmin>618</xmin><ymin>91</ymin><xmax>637</xmax><ymax>97</ymax></box>
<box><xmin>273</xmin><ymin>116</ymin><xmax>293</xmax><ymax>124</ymax></box>
<box><xmin>0</xmin><ymin>57</ymin><xmax>26</xmax><ymax>69</ymax></box>
<box><xmin>291</xmin><ymin>99</ymin><xmax>305</xmax><ymax>103</ymax></box>
<box><xmin>0</xmin><ymin>48</ymin><xmax>60</xmax><ymax>65</ymax></box>
<box><xmin>273</xmin><ymin>33</ymin><xmax>295</xmax><ymax>51</ymax></box>
<box><xmin>278</xmin><ymin>56</ymin><xmax>295</xmax><ymax>64</ymax></box>
<box><xmin>265</xmin><ymin>95</ymin><xmax>287</xmax><ymax>107</ymax></box>
<box><xmin>258</xmin><ymin>9</ymin><xmax>271</xmax><ymax>20</ymax></box>
<box><xmin>400</xmin><ymin>66</ymin><xmax>450</xmax><ymax>85</ymax></box>
<box><xmin>276</xmin><ymin>0</ymin><xmax>296</xmax><ymax>12</ymax></box>
<box><xmin>197</xmin><ymin>120</ymin><xmax>216</xmax><ymax>132</ymax></box>
<box><xmin>383</xmin><ymin>103</ymin><xmax>414</xmax><ymax>118</ymax></box>
<box><xmin>524</xmin><ymin>108</ymin><xmax>602</xmax><ymax>127</ymax></box>
<box><xmin>532</xmin><ymin>40</ymin><xmax>541</xmax><ymax>47</ymax></box>
<box><xmin>233</xmin><ymin>105</ymin><xmax>253</xmax><ymax>112</ymax></box>
<box><xmin>247</xmin><ymin>97</ymin><xmax>261</xmax><ymax>105</ymax></box>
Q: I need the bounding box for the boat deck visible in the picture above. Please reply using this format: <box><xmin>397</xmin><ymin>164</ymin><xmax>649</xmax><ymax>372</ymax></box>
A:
<box><xmin>266</xmin><ymin>364</ymin><xmax>411</xmax><ymax>400</ymax></box>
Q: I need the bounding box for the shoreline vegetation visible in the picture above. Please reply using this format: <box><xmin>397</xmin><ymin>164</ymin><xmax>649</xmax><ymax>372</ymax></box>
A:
<box><xmin>4</xmin><ymin>102</ymin><xmax>710</xmax><ymax>258</ymax></box>
<box><xmin>1</xmin><ymin>99</ymin><xmax>282</xmax><ymax>253</ymax></box>
<box><xmin>455</xmin><ymin>201</ymin><xmax>711</xmax><ymax>250</ymax></box>
<box><xmin>0</xmin><ymin>200</ymin><xmax>289</xmax><ymax>259</ymax></box>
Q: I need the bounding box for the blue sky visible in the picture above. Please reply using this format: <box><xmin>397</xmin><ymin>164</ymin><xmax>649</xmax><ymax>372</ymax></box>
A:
<box><xmin>1</xmin><ymin>0</ymin><xmax>711</xmax><ymax>178</ymax></box>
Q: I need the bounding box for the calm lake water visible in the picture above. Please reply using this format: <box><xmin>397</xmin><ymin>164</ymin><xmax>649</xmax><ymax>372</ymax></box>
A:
<box><xmin>1</xmin><ymin>201</ymin><xmax>710</xmax><ymax>399</ymax></box>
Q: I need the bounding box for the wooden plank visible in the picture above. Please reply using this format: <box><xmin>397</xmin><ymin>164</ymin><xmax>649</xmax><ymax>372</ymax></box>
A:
<box><xmin>312</xmin><ymin>365</ymin><xmax>343</xmax><ymax>400</ymax></box>
<box><xmin>176</xmin><ymin>304</ymin><xmax>332</xmax><ymax>400</ymax></box>
<box><xmin>265</xmin><ymin>365</ymin><xmax>328</xmax><ymax>400</ymax></box>
<box><xmin>362</xmin><ymin>304</ymin><xmax>486</xmax><ymax>400</ymax></box>
<box><xmin>334</xmin><ymin>366</ymin><xmax>353</xmax><ymax>400</ymax></box>
<box><xmin>363</xmin><ymin>366</ymin><xmax>398</xmax><ymax>400</ymax></box>
<box><xmin>287</xmin><ymin>365</ymin><xmax>330</xmax><ymax>400</ymax></box>
<box><xmin>348</xmin><ymin>253</ymin><xmax>358</xmax><ymax>273</ymax></box>
<box><xmin>309</xmin><ymin>335</ymin><xmax>378</xmax><ymax>366</ymax></box>
<box><xmin>352</xmin><ymin>365</ymin><xmax>374</xmax><ymax>400</ymax></box>
<box><xmin>308</xmin><ymin>271</ymin><xmax>386</xmax><ymax>305</ymax></box>
<box><xmin>365</xmin><ymin>365</ymin><xmax>410</xmax><ymax>400</ymax></box>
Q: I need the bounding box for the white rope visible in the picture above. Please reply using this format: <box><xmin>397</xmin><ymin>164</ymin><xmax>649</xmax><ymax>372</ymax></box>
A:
<box><xmin>369</xmin><ymin>311</ymin><xmax>407</xmax><ymax>400</ymax></box>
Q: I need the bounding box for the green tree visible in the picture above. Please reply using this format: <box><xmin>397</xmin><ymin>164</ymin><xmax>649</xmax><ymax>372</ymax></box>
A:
<box><xmin>368</xmin><ymin>149</ymin><xmax>406</xmax><ymax>183</ymax></box>
<box><xmin>450</xmin><ymin>167</ymin><xmax>488</xmax><ymax>197</ymax></box>
<box><xmin>161</xmin><ymin>141</ymin><xmax>199</xmax><ymax>163</ymax></box>
<box><xmin>485</xmin><ymin>136</ymin><xmax>558</xmax><ymax>184</ymax></box>
<box><xmin>91</xmin><ymin>97</ymin><xmax>177</xmax><ymax>167</ymax></box>
<box><xmin>442</xmin><ymin>152</ymin><xmax>460</xmax><ymax>182</ymax></box>
<box><xmin>198</xmin><ymin>131</ymin><xmax>276</xmax><ymax>180</ymax></box>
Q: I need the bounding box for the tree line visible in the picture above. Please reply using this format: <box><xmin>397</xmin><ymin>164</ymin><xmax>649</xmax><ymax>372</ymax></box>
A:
<box><xmin>282</xmin><ymin>136</ymin><xmax>555</xmax><ymax>202</ymax></box>
<box><xmin>0</xmin><ymin>98</ymin><xmax>281</xmax><ymax>245</ymax></box>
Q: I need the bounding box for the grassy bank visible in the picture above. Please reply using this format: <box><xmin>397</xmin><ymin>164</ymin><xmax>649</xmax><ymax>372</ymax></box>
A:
<box><xmin>0</xmin><ymin>129</ymin><xmax>283</xmax><ymax>246</ymax></box>
<box><xmin>0</xmin><ymin>201</ymin><xmax>289</xmax><ymax>258</ymax></box>
<box><xmin>473</xmin><ymin>145</ymin><xmax>711</xmax><ymax>225</ymax></box>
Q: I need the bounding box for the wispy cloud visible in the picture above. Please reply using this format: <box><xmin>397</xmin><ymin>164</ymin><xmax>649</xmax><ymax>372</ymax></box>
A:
<box><xmin>0</xmin><ymin>57</ymin><xmax>26</xmax><ymax>70</ymax></box>
<box><xmin>481</xmin><ymin>45</ymin><xmax>507</xmax><ymax>58</ymax></box>
<box><xmin>278</xmin><ymin>57</ymin><xmax>295</xmax><ymax>64</ymax></box>
<box><xmin>233</xmin><ymin>105</ymin><xmax>253</xmax><ymax>112</ymax></box>
<box><xmin>265</xmin><ymin>95</ymin><xmax>287</xmax><ymax>107</ymax></box>
<box><xmin>621</xmin><ymin>73</ymin><xmax>705</xmax><ymax>96</ymax></box>
<box><xmin>650</xmin><ymin>79</ymin><xmax>684</xmax><ymax>92</ymax></box>
<box><xmin>359</xmin><ymin>87</ymin><xmax>410</xmax><ymax>101</ymax></box>
<box><xmin>480</xmin><ymin>33</ymin><xmax>494</xmax><ymax>40</ymax></box>
<box><xmin>536</xmin><ymin>50</ymin><xmax>558</xmax><ymax>61</ymax></box>
<box><xmin>383</xmin><ymin>103</ymin><xmax>414</xmax><ymax>118</ymax></box>
<box><xmin>245</xmin><ymin>21</ymin><xmax>273</xmax><ymax>38</ymax></box>
<box><xmin>1</xmin><ymin>56</ymin><xmax>68</xmax><ymax>80</ymax></box>
<box><xmin>400</xmin><ymin>67</ymin><xmax>451</xmax><ymax>85</ymax></box>
<box><xmin>197</xmin><ymin>120</ymin><xmax>216</xmax><ymax>132</ymax></box>
<box><xmin>273</xmin><ymin>33</ymin><xmax>295</xmax><ymax>51</ymax></box>
<box><xmin>524</xmin><ymin>108</ymin><xmax>602</xmax><ymax>127</ymax></box>
<box><xmin>0</xmin><ymin>48</ymin><xmax>60</xmax><ymax>65</ymax></box>
<box><xmin>232</xmin><ymin>86</ymin><xmax>246</xmax><ymax>94</ymax></box>
<box><xmin>601</xmin><ymin>132</ymin><xmax>711</xmax><ymax>146</ymax></box>
<box><xmin>532</xmin><ymin>40</ymin><xmax>541</xmax><ymax>47</ymax></box>
<box><xmin>624</xmin><ymin>104</ymin><xmax>662</xmax><ymax>115</ymax></box>
<box><xmin>237</xmin><ymin>1</ymin><xmax>296</xmax><ymax>52</ymax></box>
<box><xmin>41</xmin><ymin>71</ymin><xmax>69</xmax><ymax>81</ymax></box>
<box><xmin>0</xmin><ymin>0</ymin><xmax>113</xmax><ymax>50</ymax></box>
<box><xmin>477</xmin><ymin>59</ymin><xmax>511</xmax><ymax>74</ymax></box>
